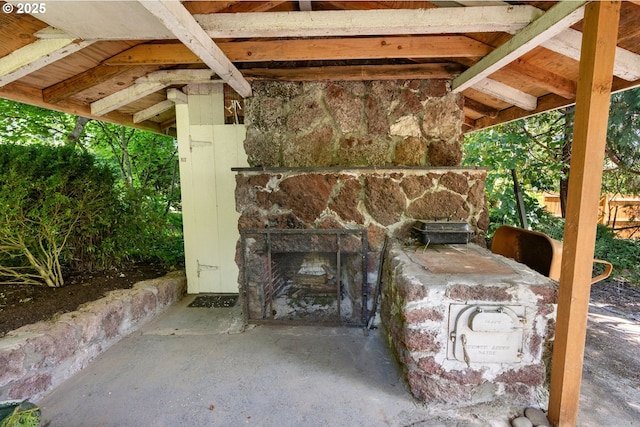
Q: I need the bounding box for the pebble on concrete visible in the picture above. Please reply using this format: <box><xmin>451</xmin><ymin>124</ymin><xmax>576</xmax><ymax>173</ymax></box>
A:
<box><xmin>511</xmin><ymin>416</ymin><xmax>534</xmax><ymax>427</ymax></box>
<box><xmin>524</xmin><ymin>407</ymin><xmax>551</xmax><ymax>426</ymax></box>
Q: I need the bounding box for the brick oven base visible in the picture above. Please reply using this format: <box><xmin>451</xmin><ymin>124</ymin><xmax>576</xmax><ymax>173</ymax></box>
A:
<box><xmin>381</xmin><ymin>241</ymin><xmax>557</xmax><ymax>407</ymax></box>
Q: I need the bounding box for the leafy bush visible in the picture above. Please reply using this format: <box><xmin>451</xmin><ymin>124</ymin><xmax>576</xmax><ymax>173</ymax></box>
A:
<box><xmin>0</xmin><ymin>144</ymin><xmax>121</xmax><ymax>286</ymax></box>
<box><xmin>0</xmin><ymin>144</ymin><xmax>183</xmax><ymax>286</ymax></box>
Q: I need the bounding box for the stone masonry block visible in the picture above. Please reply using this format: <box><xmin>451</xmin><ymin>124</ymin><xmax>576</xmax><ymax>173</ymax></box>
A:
<box><xmin>0</xmin><ymin>341</ymin><xmax>27</xmax><ymax>385</ymax></box>
<box><xmin>127</xmin><ymin>288</ymin><xmax>158</xmax><ymax>323</ymax></box>
<box><xmin>403</xmin><ymin>307</ymin><xmax>444</xmax><ymax>324</ymax></box>
<box><xmin>403</xmin><ymin>329</ymin><xmax>440</xmax><ymax>352</ymax></box>
<box><xmin>407</xmin><ymin>370</ymin><xmax>476</xmax><ymax>404</ymax></box>
<box><xmin>7</xmin><ymin>373</ymin><xmax>52</xmax><ymax>401</ymax></box>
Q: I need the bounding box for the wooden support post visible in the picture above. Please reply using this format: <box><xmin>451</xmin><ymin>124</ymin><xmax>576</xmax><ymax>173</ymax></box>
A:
<box><xmin>547</xmin><ymin>2</ymin><xmax>620</xmax><ymax>426</ymax></box>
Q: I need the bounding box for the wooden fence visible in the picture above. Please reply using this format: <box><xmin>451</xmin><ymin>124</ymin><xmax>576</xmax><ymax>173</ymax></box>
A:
<box><xmin>543</xmin><ymin>193</ymin><xmax>640</xmax><ymax>239</ymax></box>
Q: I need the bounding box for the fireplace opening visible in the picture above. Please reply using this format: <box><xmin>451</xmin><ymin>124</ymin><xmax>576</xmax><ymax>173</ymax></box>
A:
<box><xmin>240</xmin><ymin>229</ymin><xmax>368</xmax><ymax>326</ymax></box>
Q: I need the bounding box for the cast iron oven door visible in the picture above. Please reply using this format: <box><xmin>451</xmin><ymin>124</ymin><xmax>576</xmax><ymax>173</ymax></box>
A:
<box><xmin>448</xmin><ymin>304</ymin><xmax>525</xmax><ymax>366</ymax></box>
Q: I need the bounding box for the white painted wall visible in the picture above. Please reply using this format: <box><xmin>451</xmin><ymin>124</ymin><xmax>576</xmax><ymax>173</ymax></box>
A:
<box><xmin>175</xmin><ymin>84</ymin><xmax>248</xmax><ymax>294</ymax></box>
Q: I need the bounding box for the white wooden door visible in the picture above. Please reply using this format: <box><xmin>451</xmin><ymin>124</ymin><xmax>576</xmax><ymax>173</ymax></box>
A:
<box><xmin>182</xmin><ymin>125</ymin><xmax>247</xmax><ymax>293</ymax></box>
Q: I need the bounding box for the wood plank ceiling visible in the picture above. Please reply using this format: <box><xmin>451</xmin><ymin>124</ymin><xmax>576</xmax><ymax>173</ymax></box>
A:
<box><xmin>0</xmin><ymin>0</ymin><xmax>639</xmax><ymax>135</ymax></box>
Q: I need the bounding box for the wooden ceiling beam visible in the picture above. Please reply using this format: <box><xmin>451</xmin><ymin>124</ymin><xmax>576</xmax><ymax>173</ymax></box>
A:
<box><xmin>91</xmin><ymin>69</ymin><xmax>224</xmax><ymax>116</ymax></box>
<box><xmin>0</xmin><ymin>81</ymin><xmax>161</xmax><ymax>133</ymax></box>
<box><xmin>241</xmin><ymin>63</ymin><xmax>463</xmax><ymax>81</ymax></box>
<box><xmin>139</xmin><ymin>0</ymin><xmax>252</xmax><ymax>97</ymax></box>
<box><xmin>463</xmin><ymin>97</ymin><xmax>499</xmax><ymax>118</ymax></box>
<box><xmin>160</xmin><ymin>117</ymin><xmax>177</xmax><ymax>133</ymax></box>
<box><xmin>452</xmin><ymin>1</ymin><xmax>586</xmax><ymax>92</ymax></box>
<box><xmin>105</xmin><ymin>36</ymin><xmax>492</xmax><ymax>66</ymax></box>
<box><xmin>463</xmin><ymin>116</ymin><xmax>476</xmax><ymax>129</ymax></box>
<box><xmin>135</xmin><ymin>69</ymin><xmax>220</xmax><ymax>85</ymax></box>
<box><xmin>186</xmin><ymin>1</ymin><xmax>290</xmax><ymax>14</ymax></box>
<box><xmin>0</xmin><ymin>37</ymin><xmax>94</xmax><ymax>87</ymax></box>
<box><xmin>167</xmin><ymin>88</ymin><xmax>188</xmax><ymax>105</ymax></box>
<box><xmin>194</xmin><ymin>5</ymin><xmax>543</xmax><ymax>38</ymax></box>
<box><xmin>543</xmin><ymin>28</ymin><xmax>640</xmax><ymax>81</ymax></box>
<box><xmin>133</xmin><ymin>99</ymin><xmax>175</xmax><ymax>124</ymax></box>
<box><xmin>104</xmin><ymin>44</ymin><xmax>199</xmax><ymax>65</ymax></box>
<box><xmin>43</xmin><ymin>64</ymin><xmax>135</xmax><ymax>104</ymax></box>
<box><xmin>298</xmin><ymin>1</ymin><xmax>313</xmax><ymax>11</ymax></box>
<box><xmin>471</xmin><ymin>92</ymin><xmax>568</xmax><ymax>131</ymax></box>
<box><xmin>471</xmin><ymin>78</ymin><xmax>537</xmax><ymax>110</ymax></box>
<box><xmin>471</xmin><ymin>75</ymin><xmax>640</xmax><ymax>133</ymax></box>
<box><xmin>91</xmin><ymin>82</ymin><xmax>166</xmax><ymax>116</ymax></box>
<box><xmin>506</xmin><ymin>58</ymin><xmax>577</xmax><ymax>99</ymax></box>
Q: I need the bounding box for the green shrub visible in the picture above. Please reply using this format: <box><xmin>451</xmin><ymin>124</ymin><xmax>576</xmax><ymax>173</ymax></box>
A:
<box><xmin>0</xmin><ymin>144</ymin><xmax>123</xmax><ymax>286</ymax></box>
<box><xmin>0</xmin><ymin>144</ymin><xmax>185</xmax><ymax>286</ymax></box>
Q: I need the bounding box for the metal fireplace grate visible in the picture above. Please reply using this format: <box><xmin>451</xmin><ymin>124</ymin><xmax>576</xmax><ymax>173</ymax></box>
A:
<box><xmin>240</xmin><ymin>229</ymin><xmax>368</xmax><ymax>327</ymax></box>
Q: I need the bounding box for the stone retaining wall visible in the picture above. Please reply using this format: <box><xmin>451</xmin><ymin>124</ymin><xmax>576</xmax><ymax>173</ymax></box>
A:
<box><xmin>0</xmin><ymin>271</ymin><xmax>186</xmax><ymax>401</ymax></box>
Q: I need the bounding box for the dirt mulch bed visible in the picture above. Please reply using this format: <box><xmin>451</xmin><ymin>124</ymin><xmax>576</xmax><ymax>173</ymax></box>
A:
<box><xmin>0</xmin><ymin>264</ymin><xmax>167</xmax><ymax>337</ymax></box>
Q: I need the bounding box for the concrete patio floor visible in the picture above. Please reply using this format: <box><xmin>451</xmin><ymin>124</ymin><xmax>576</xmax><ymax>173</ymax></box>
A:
<box><xmin>36</xmin><ymin>294</ymin><xmax>639</xmax><ymax>427</ymax></box>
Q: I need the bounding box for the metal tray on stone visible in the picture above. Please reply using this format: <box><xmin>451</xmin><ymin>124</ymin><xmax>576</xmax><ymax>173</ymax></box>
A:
<box><xmin>412</xmin><ymin>220</ymin><xmax>473</xmax><ymax>245</ymax></box>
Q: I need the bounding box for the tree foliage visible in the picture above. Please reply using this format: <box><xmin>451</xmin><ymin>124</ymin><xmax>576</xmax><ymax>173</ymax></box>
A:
<box><xmin>603</xmin><ymin>89</ymin><xmax>640</xmax><ymax>196</ymax></box>
<box><xmin>0</xmin><ymin>99</ymin><xmax>76</xmax><ymax>145</ymax></box>
<box><xmin>464</xmin><ymin>87</ymin><xmax>640</xmax><ymax>234</ymax></box>
<box><xmin>463</xmin><ymin>110</ymin><xmax>571</xmax><ymax>234</ymax></box>
<box><xmin>87</xmin><ymin>121</ymin><xmax>180</xmax><ymax>213</ymax></box>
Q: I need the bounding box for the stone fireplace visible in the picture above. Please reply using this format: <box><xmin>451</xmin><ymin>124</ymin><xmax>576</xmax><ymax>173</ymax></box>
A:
<box><xmin>234</xmin><ymin>80</ymin><xmax>489</xmax><ymax>313</ymax></box>
<box><xmin>235</xmin><ymin>167</ymin><xmax>487</xmax><ymax>325</ymax></box>
<box><xmin>233</xmin><ymin>80</ymin><xmax>556</xmax><ymax>408</ymax></box>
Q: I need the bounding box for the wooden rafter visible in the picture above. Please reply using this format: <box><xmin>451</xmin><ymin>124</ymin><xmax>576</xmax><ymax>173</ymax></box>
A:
<box><xmin>194</xmin><ymin>5</ymin><xmax>543</xmax><ymax>38</ymax></box>
<box><xmin>472</xmin><ymin>74</ymin><xmax>640</xmax><ymax>131</ymax></box>
<box><xmin>452</xmin><ymin>1</ymin><xmax>586</xmax><ymax>92</ymax></box>
<box><xmin>471</xmin><ymin>78</ymin><xmax>537</xmax><ymax>111</ymax></box>
<box><xmin>167</xmin><ymin>88</ymin><xmax>188</xmax><ymax>105</ymax></box>
<box><xmin>104</xmin><ymin>36</ymin><xmax>492</xmax><ymax>66</ymax></box>
<box><xmin>43</xmin><ymin>65</ymin><xmax>136</xmax><ymax>104</ymax></box>
<box><xmin>298</xmin><ymin>1</ymin><xmax>313</xmax><ymax>12</ymax></box>
<box><xmin>0</xmin><ymin>37</ymin><xmax>94</xmax><ymax>87</ymax></box>
<box><xmin>0</xmin><ymin>81</ymin><xmax>161</xmax><ymax>133</ymax></box>
<box><xmin>242</xmin><ymin>63</ymin><xmax>464</xmax><ymax>81</ymax></box>
<box><xmin>135</xmin><ymin>69</ymin><xmax>220</xmax><ymax>85</ymax></box>
<box><xmin>184</xmin><ymin>1</ymin><xmax>290</xmax><ymax>14</ymax></box>
<box><xmin>133</xmin><ymin>99</ymin><xmax>174</xmax><ymax>124</ymax></box>
<box><xmin>506</xmin><ymin>58</ymin><xmax>577</xmax><ymax>99</ymax></box>
<box><xmin>91</xmin><ymin>82</ymin><xmax>165</xmax><ymax>116</ymax></box>
<box><xmin>91</xmin><ymin>69</ymin><xmax>223</xmax><ymax>116</ymax></box>
<box><xmin>543</xmin><ymin>28</ymin><xmax>640</xmax><ymax>81</ymax></box>
<box><xmin>463</xmin><ymin>97</ymin><xmax>499</xmax><ymax>118</ymax></box>
<box><xmin>139</xmin><ymin>0</ymin><xmax>252</xmax><ymax>98</ymax></box>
